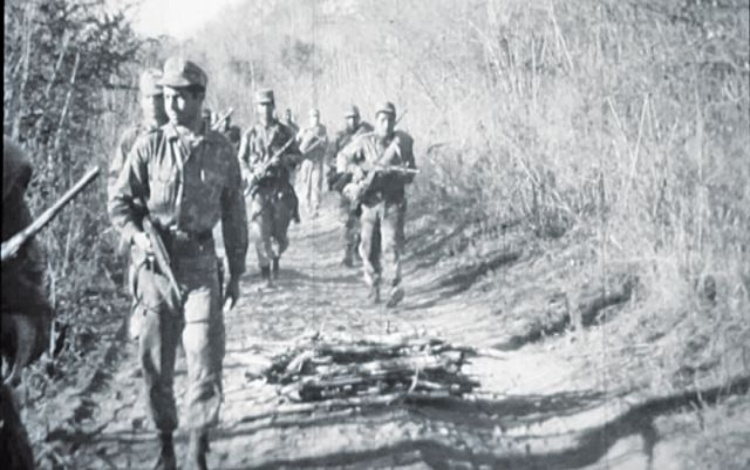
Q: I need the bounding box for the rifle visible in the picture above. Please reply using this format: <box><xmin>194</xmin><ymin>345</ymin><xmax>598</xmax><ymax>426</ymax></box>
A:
<box><xmin>245</xmin><ymin>136</ymin><xmax>297</xmax><ymax>196</ymax></box>
<box><xmin>1</xmin><ymin>167</ymin><xmax>100</xmax><ymax>263</ymax></box>
<box><xmin>140</xmin><ymin>217</ymin><xmax>183</xmax><ymax>304</ymax></box>
<box><xmin>346</xmin><ymin>164</ymin><xmax>420</xmax><ymax>211</ymax></box>
<box><xmin>299</xmin><ymin>133</ymin><xmax>325</xmax><ymax>157</ymax></box>
<box><xmin>211</xmin><ymin>108</ymin><xmax>234</xmax><ymax>131</ymax></box>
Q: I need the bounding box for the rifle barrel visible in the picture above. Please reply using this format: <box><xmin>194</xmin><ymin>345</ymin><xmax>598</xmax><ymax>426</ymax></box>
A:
<box><xmin>1</xmin><ymin>167</ymin><xmax>100</xmax><ymax>263</ymax></box>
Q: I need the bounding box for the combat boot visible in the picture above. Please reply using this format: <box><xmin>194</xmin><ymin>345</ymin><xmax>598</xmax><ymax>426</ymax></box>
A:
<box><xmin>261</xmin><ymin>266</ymin><xmax>273</xmax><ymax>288</ymax></box>
<box><xmin>368</xmin><ymin>285</ymin><xmax>381</xmax><ymax>305</ymax></box>
<box><xmin>153</xmin><ymin>432</ymin><xmax>176</xmax><ymax>470</ymax></box>
<box><xmin>341</xmin><ymin>252</ymin><xmax>354</xmax><ymax>268</ymax></box>
<box><xmin>386</xmin><ymin>286</ymin><xmax>405</xmax><ymax>309</ymax></box>
<box><xmin>186</xmin><ymin>431</ymin><xmax>209</xmax><ymax>470</ymax></box>
<box><xmin>272</xmin><ymin>257</ymin><xmax>280</xmax><ymax>279</ymax></box>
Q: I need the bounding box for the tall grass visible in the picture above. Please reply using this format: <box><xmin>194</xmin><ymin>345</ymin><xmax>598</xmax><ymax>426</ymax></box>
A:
<box><xmin>179</xmin><ymin>0</ymin><xmax>749</xmax><ymax>388</ymax></box>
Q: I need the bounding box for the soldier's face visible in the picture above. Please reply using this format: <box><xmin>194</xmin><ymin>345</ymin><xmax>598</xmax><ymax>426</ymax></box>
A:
<box><xmin>310</xmin><ymin>114</ymin><xmax>320</xmax><ymax>126</ymax></box>
<box><xmin>164</xmin><ymin>86</ymin><xmax>204</xmax><ymax>126</ymax></box>
<box><xmin>258</xmin><ymin>103</ymin><xmax>274</xmax><ymax>123</ymax></box>
<box><xmin>141</xmin><ymin>92</ymin><xmax>167</xmax><ymax>125</ymax></box>
<box><xmin>375</xmin><ymin>112</ymin><xmax>395</xmax><ymax>138</ymax></box>
<box><xmin>345</xmin><ymin>116</ymin><xmax>359</xmax><ymax>131</ymax></box>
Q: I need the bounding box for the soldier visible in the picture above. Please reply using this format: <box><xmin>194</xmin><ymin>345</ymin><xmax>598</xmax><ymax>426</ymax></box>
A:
<box><xmin>108</xmin><ymin>68</ymin><xmax>168</xmax><ymax>341</ymax></box>
<box><xmin>295</xmin><ymin>108</ymin><xmax>328</xmax><ymax>218</ymax></box>
<box><xmin>340</xmin><ymin>102</ymin><xmax>416</xmax><ymax>307</ymax></box>
<box><xmin>328</xmin><ymin>105</ymin><xmax>374</xmax><ymax>266</ymax></box>
<box><xmin>220</xmin><ymin>115</ymin><xmax>242</xmax><ymax>153</ymax></box>
<box><xmin>202</xmin><ymin>107</ymin><xmax>213</xmax><ymax>131</ymax></box>
<box><xmin>238</xmin><ymin>89</ymin><xmax>302</xmax><ymax>286</ymax></box>
<box><xmin>283</xmin><ymin>108</ymin><xmax>299</xmax><ymax>135</ymax></box>
<box><xmin>109</xmin><ymin>58</ymin><xmax>248</xmax><ymax>470</ymax></box>
<box><xmin>2</xmin><ymin>137</ymin><xmax>54</xmax><ymax>470</ymax></box>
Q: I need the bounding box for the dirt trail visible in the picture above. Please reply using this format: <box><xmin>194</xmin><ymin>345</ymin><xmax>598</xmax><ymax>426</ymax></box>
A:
<box><xmin>35</xmin><ymin>194</ymin><xmax>707</xmax><ymax>469</ymax></box>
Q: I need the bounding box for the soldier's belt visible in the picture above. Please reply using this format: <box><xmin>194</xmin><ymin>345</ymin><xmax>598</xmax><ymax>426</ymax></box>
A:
<box><xmin>155</xmin><ymin>225</ymin><xmax>214</xmax><ymax>255</ymax></box>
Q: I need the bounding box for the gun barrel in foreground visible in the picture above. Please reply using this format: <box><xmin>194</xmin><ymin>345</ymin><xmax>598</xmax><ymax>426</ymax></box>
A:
<box><xmin>370</xmin><ymin>164</ymin><xmax>420</xmax><ymax>175</ymax></box>
<box><xmin>1</xmin><ymin>167</ymin><xmax>100</xmax><ymax>263</ymax></box>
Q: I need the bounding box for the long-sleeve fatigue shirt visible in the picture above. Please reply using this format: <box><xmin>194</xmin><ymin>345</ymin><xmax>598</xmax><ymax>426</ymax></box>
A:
<box><xmin>339</xmin><ymin>130</ymin><xmax>417</xmax><ymax>203</ymax></box>
<box><xmin>108</xmin><ymin>124</ymin><xmax>248</xmax><ymax>278</ymax></box>
<box><xmin>237</xmin><ymin>120</ymin><xmax>302</xmax><ymax>186</ymax></box>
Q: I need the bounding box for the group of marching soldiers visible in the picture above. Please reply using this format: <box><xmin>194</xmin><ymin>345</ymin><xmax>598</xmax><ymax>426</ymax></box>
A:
<box><xmin>2</xmin><ymin>57</ymin><xmax>417</xmax><ymax>469</ymax></box>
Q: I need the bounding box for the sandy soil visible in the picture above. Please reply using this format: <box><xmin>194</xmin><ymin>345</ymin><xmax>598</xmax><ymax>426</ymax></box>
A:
<box><xmin>22</xmin><ymin>193</ymin><xmax>746</xmax><ymax>469</ymax></box>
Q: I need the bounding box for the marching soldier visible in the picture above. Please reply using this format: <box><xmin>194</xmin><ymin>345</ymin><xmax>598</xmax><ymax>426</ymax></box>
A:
<box><xmin>220</xmin><ymin>115</ymin><xmax>242</xmax><ymax>153</ymax></box>
<box><xmin>238</xmin><ymin>89</ymin><xmax>302</xmax><ymax>286</ymax></box>
<box><xmin>108</xmin><ymin>68</ymin><xmax>168</xmax><ymax>341</ymax></box>
<box><xmin>202</xmin><ymin>108</ymin><xmax>213</xmax><ymax>130</ymax></box>
<box><xmin>296</xmin><ymin>108</ymin><xmax>328</xmax><ymax>218</ymax></box>
<box><xmin>283</xmin><ymin>108</ymin><xmax>299</xmax><ymax>135</ymax></box>
<box><xmin>328</xmin><ymin>105</ymin><xmax>373</xmax><ymax>266</ymax></box>
<box><xmin>340</xmin><ymin>102</ymin><xmax>416</xmax><ymax>307</ymax></box>
<box><xmin>109</xmin><ymin>58</ymin><xmax>248</xmax><ymax>470</ymax></box>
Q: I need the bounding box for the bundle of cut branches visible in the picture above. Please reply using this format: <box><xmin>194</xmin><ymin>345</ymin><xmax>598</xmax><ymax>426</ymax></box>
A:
<box><xmin>252</xmin><ymin>331</ymin><xmax>480</xmax><ymax>402</ymax></box>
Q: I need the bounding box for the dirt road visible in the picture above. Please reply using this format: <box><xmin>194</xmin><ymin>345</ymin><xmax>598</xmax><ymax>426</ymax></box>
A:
<box><xmin>30</xmin><ymin>194</ymin><xmax>721</xmax><ymax>469</ymax></box>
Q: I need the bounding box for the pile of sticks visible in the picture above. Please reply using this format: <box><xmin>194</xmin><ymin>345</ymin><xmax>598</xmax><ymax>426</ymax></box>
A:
<box><xmin>258</xmin><ymin>331</ymin><xmax>480</xmax><ymax>402</ymax></box>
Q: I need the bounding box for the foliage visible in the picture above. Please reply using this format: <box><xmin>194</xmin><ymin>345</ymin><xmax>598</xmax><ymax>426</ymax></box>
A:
<box><xmin>4</xmin><ymin>0</ymin><xmax>142</xmax><ymax>286</ymax></box>
<box><xmin>177</xmin><ymin>0</ymin><xmax>750</xmax><ymax>398</ymax></box>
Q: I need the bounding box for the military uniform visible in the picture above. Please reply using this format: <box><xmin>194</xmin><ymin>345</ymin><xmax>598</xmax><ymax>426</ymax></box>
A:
<box><xmin>330</xmin><ymin>107</ymin><xmax>374</xmax><ymax>266</ymax></box>
<box><xmin>296</xmin><ymin>112</ymin><xmax>328</xmax><ymax>216</ymax></box>
<box><xmin>340</xmin><ymin>102</ymin><xmax>416</xmax><ymax>306</ymax></box>
<box><xmin>109</xmin><ymin>59</ymin><xmax>248</xmax><ymax>469</ymax></box>
<box><xmin>108</xmin><ymin>69</ymin><xmax>167</xmax><ymax>341</ymax></box>
<box><xmin>238</xmin><ymin>90</ymin><xmax>302</xmax><ymax>281</ymax></box>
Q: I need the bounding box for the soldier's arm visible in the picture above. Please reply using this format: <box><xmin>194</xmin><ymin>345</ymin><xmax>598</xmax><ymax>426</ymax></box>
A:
<box><xmin>399</xmin><ymin>133</ymin><xmax>417</xmax><ymax>185</ymax></box>
<box><xmin>221</xmin><ymin>144</ymin><xmax>249</xmax><ymax>278</ymax></box>
<box><xmin>240</xmin><ymin>129</ymin><xmax>270</xmax><ymax>184</ymax></box>
<box><xmin>108</xmin><ymin>137</ymin><xmax>150</xmax><ymax>245</ymax></box>
<box><xmin>108</xmin><ymin>129</ymin><xmax>136</xmax><ymax>199</ymax></box>
<box><xmin>280</xmin><ymin>128</ymin><xmax>304</xmax><ymax>168</ymax></box>
<box><xmin>237</xmin><ymin>130</ymin><xmax>253</xmax><ymax>182</ymax></box>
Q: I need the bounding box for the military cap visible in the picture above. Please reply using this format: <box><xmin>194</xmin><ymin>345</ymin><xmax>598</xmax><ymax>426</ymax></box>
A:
<box><xmin>375</xmin><ymin>101</ymin><xmax>396</xmax><ymax>117</ymax></box>
<box><xmin>255</xmin><ymin>89</ymin><xmax>275</xmax><ymax>104</ymax></box>
<box><xmin>343</xmin><ymin>105</ymin><xmax>360</xmax><ymax>118</ymax></box>
<box><xmin>159</xmin><ymin>57</ymin><xmax>208</xmax><ymax>88</ymax></box>
<box><xmin>309</xmin><ymin>108</ymin><xmax>320</xmax><ymax>117</ymax></box>
<box><xmin>138</xmin><ymin>69</ymin><xmax>163</xmax><ymax>96</ymax></box>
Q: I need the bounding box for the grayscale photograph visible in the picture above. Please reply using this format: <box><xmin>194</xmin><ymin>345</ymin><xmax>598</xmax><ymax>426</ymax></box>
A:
<box><xmin>2</xmin><ymin>0</ymin><xmax>749</xmax><ymax>469</ymax></box>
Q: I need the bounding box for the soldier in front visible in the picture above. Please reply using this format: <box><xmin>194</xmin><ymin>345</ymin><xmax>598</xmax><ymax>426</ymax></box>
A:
<box><xmin>340</xmin><ymin>102</ymin><xmax>416</xmax><ymax>307</ymax></box>
<box><xmin>238</xmin><ymin>89</ymin><xmax>302</xmax><ymax>286</ymax></box>
<box><xmin>109</xmin><ymin>58</ymin><xmax>248</xmax><ymax>470</ymax></box>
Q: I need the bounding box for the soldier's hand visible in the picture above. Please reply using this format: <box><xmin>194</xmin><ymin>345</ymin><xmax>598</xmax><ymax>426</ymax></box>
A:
<box><xmin>224</xmin><ymin>276</ymin><xmax>240</xmax><ymax>309</ymax></box>
<box><xmin>132</xmin><ymin>232</ymin><xmax>153</xmax><ymax>255</ymax></box>
<box><xmin>352</xmin><ymin>166</ymin><xmax>366</xmax><ymax>182</ymax></box>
